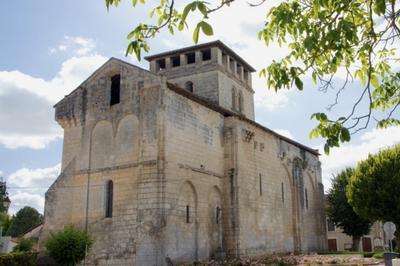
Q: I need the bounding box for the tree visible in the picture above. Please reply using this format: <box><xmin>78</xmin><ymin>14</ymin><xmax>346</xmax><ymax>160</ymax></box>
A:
<box><xmin>6</xmin><ymin>206</ymin><xmax>43</xmax><ymax>237</ymax></box>
<box><xmin>0</xmin><ymin>179</ymin><xmax>11</xmax><ymax>213</ymax></box>
<box><xmin>347</xmin><ymin>144</ymin><xmax>400</xmax><ymax>243</ymax></box>
<box><xmin>326</xmin><ymin>168</ymin><xmax>371</xmax><ymax>251</ymax></box>
<box><xmin>0</xmin><ymin>212</ymin><xmax>13</xmax><ymax>236</ymax></box>
<box><xmin>45</xmin><ymin>226</ymin><xmax>93</xmax><ymax>266</ymax></box>
<box><xmin>105</xmin><ymin>0</ymin><xmax>400</xmax><ymax>153</ymax></box>
<box><xmin>13</xmin><ymin>238</ymin><xmax>33</xmax><ymax>253</ymax></box>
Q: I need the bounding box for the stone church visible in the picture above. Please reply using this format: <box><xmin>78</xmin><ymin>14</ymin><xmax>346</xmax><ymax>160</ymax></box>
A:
<box><xmin>40</xmin><ymin>41</ymin><xmax>327</xmax><ymax>265</ymax></box>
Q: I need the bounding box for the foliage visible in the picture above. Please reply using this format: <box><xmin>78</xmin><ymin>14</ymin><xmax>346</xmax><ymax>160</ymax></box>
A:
<box><xmin>6</xmin><ymin>206</ymin><xmax>42</xmax><ymax>237</ymax></box>
<box><xmin>0</xmin><ymin>213</ymin><xmax>13</xmax><ymax>236</ymax></box>
<box><xmin>0</xmin><ymin>180</ymin><xmax>10</xmax><ymax>214</ymax></box>
<box><xmin>348</xmin><ymin>145</ymin><xmax>400</xmax><ymax>241</ymax></box>
<box><xmin>363</xmin><ymin>252</ymin><xmax>375</xmax><ymax>258</ymax></box>
<box><xmin>326</xmin><ymin>168</ymin><xmax>371</xmax><ymax>250</ymax></box>
<box><xmin>13</xmin><ymin>238</ymin><xmax>33</xmax><ymax>253</ymax></box>
<box><xmin>373</xmin><ymin>252</ymin><xmax>384</xmax><ymax>259</ymax></box>
<box><xmin>0</xmin><ymin>252</ymin><xmax>37</xmax><ymax>266</ymax></box>
<box><xmin>105</xmin><ymin>0</ymin><xmax>400</xmax><ymax>153</ymax></box>
<box><xmin>45</xmin><ymin>225</ymin><xmax>93</xmax><ymax>266</ymax></box>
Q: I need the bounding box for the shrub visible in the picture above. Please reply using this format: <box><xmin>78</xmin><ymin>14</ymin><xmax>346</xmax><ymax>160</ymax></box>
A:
<box><xmin>12</xmin><ymin>238</ymin><xmax>33</xmax><ymax>252</ymax></box>
<box><xmin>0</xmin><ymin>252</ymin><xmax>37</xmax><ymax>266</ymax></box>
<box><xmin>45</xmin><ymin>226</ymin><xmax>93</xmax><ymax>266</ymax></box>
<box><xmin>373</xmin><ymin>252</ymin><xmax>384</xmax><ymax>259</ymax></box>
<box><xmin>363</xmin><ymin>252</ymin><xmax>374</xmax><ymax>258</ymax></box>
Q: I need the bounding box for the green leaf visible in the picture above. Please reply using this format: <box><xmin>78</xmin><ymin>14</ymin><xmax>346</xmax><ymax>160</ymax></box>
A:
<box><xmin>294</xmin><ymin>77</ymin><xmax>303</xmax><ymax>90</ymax></box>
<box><xmin>127</xmin><ymin>30</ymin><xmax>136</xmax><ymax>40</ymax></box>
<box><xmin>375</xmin><ymin>0</ymin><xmax>386</xmax><ymax>15</ymax></box>
<box><xmin>340</xmin><ymin>128</ymin><xmax>351</xmax><ymax>142</ymax></box>
<box><xmin>149</xmin><ymin>9</ymin><xmax>155</xmax><ymax>18</ymax></box>
<box><xmin>178</xmin><ymin>22</ymin><xmax>184</xmax><ymax>31</ymax></box>
<box><xmin>197</xmin><ymin>2</ymin><xmax>208</xmax><ymax>17</ymax></box>
<box><xmin>193</xmin><ymin>24</ymin><xmax>200</xmax><ymax>44</ymax></box>
<box><xmin>126</xmin><ymin>42</ymin><xmax>134</xmax><ymax>56</ymax></box>
<box><xmin>324</xmin><ymin>144</ymin><xmax>330</xmax><ymax>155</ymax></box>
<box><xmin>182</xmin><ymin>3</ymin><xmax>195</xmax><ymax>22</ymax></box>
<box><xmin>370</xmin><ymin>75</ymin><xmax>380</xmax><ymax>88</ymax></box>
<box><xmin>200</xmin><ymin>21</ymin><xmax>213</xmax><ymax>36</ymax></box>
<box><xmin>132</xmin><ymin>0</ymin><xmax>137</xmax><ymax>7</ymax></box>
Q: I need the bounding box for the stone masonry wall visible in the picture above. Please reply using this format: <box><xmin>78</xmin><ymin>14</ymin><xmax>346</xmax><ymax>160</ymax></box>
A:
<box><xmin>161</xmin><ymin>88</ymin><xmax>226</xmax><ymax>264</ymax></box>
<box><xmin>223</xmin><ymin>117</ymin><xmax>326</xmax><ymax>255</ymax></box>
<box><xmin>42</xmin><ymin>59</ymin><xmax>167</xmax><ymax>265</ymax></box>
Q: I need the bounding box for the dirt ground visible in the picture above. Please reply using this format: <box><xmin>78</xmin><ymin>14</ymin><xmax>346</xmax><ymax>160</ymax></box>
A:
<box><xmin>180</xmin><ymin>254</ymin><xmax>384</xmax><ymax>265</ymax></box>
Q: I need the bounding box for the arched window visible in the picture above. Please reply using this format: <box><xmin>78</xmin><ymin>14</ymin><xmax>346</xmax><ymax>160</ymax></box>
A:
<box><xmin>185</xmin><ymin>81</ymin><xmax>194</xmax><ymax>93</ymax></box>
<box><xmin>231</xmin><ymin>87</ymin><xmax>237</xmax><ymax>110</ymax></box>
<box><xmin>238</xmin><ymin>91</ymin><xmax>244</xmax><ymax>113</ymax></box>
<box><xmin>105</xmin><ymin>180</ymin><xmax>113</xmax><ymax>218</ymax></box>
<box><xmin>110</xmin><ymin>74</ymin><xmax>120</xmax><ymax>106</ymax></box>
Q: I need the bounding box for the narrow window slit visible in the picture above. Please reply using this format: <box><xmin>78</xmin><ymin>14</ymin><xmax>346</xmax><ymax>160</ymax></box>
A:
<box><xmin>186</xmin><ymin>205</ymin><xmax>190</xmax><ymax>223</ymax></box>
<box><xmin>105</xmin><ymin>180</ymin><xmax>113</xmax><ymax>218</ymax></box>
<box><xmin>110</xmin><ymin>74</ymin><xmax>120</xmax><ymax>106</ymax></box>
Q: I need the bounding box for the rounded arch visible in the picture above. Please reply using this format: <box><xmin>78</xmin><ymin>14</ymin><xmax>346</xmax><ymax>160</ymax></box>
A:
<box><xmin>207</xmin><ymin>185</ymin><xmax>223</xmax><ymax>258</ymax></box>
<box><xmin>114</xmin><ymin>114</ymin><xmax>139</xmax><ymax>164</ymax></box>
<box><xmin>208</xmin><ymin>186</ymin><xmax>222</xmax><ymax>222</ymax></box>
<box><xmin>178</xmin><ymin>181</ymin><xmax>198</xmax><ymax>223</ymax></box>
<box><xmin>281</xmin><ymin>162</ymin><xmax>300</xmax><ymax>252</ymax></box>
<box><xmin>91</xmin><ymin>120</ymin><xmax>113</xmax><ymax>169</ymax></box>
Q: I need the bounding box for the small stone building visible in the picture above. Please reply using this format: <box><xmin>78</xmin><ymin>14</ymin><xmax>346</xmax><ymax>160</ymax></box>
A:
<box><xmin>327</xmin><ymin>218</ymin><xmax>385</xmax><ymax>252</ymax></box>
<box><xmin>40</xmin><ymin>41</ymin><xmax>327</xmax><ymax>265</ymax></box>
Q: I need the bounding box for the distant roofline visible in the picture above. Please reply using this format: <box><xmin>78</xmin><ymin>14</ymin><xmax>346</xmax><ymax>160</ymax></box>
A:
<box><xmin>166</xmin><ymin>82</ymin><xmax>319</xmax><ymax>156</ymax></box>
<box><xmin>144</xmin><ymin>40</ymin><xmax>256</xmax><ymax>72</ymax></box>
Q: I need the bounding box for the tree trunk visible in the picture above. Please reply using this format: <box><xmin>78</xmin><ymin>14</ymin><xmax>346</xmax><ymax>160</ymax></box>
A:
<box><xmin>352</xmin><ymin>236</ymin><xmax>361</xmax><ymax>251</ymax></box>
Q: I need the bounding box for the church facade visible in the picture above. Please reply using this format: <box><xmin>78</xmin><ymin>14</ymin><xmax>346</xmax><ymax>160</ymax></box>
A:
<box><xmin>40</xmin><ymin>41</ymin><xmax>327</xmax><ymax>265</ymax></box>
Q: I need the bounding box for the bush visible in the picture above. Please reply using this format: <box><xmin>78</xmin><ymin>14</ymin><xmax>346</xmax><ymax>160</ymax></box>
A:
<box><xmin>13</xmin><ymin>238</ymin><xmax>33</xmax><ymax>252</ymax></box>
<box><xmin>363</xmin><ymin>252</ymin><xmax>374</xmax><ymax>258</ymax></box>
<box><xmin>45</xmin><ymin>226</ymin><xmax>93</xmax><ymax>266</ymax></box>
<box><xmin>0</xmin><ymin>252</ymin><xmax>37</xmax><ymax>266</ymax></box>
<box><xmin>373</xmin><ymin>252</ymin><xmax>384</xmax><ymax>259</ymax></box>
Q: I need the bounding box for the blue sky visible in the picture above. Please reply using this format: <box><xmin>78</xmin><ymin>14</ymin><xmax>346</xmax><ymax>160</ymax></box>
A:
<box><xmin>1</xmin><ymin>1</ymin><xmax>399</xmax><ymax>214</ymax></box>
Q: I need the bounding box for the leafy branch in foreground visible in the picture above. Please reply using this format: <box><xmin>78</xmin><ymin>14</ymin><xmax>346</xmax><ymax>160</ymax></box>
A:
<box><xmin>105</xmin><ymin>0</ymin><xmax>400</xmax><ymax>154</ymax></box>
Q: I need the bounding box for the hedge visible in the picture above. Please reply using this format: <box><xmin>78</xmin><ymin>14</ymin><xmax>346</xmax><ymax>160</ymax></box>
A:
<box><xmin>0</xmin><ymin>252</ymin><xmax>37</xmax><ymax>266</ymax></box>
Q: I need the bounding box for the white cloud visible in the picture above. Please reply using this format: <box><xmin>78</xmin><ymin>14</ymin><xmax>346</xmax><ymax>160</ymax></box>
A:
<box><xmin>273</xmin><ymin>129</ymin><xmax>295</xmax><ymax>140</ymax></box>
<box><xmin>0</xmin><ymin>53</ymin><xmax>107</xmax><ymax>149</ymax></box>
<box><xmin>254</xmin><ymin>85</ymin><xmax>290</xmax><ymax>112</ymax></box>
<box><xmin>7</xmin><ymin>164</ymin><xmax>61</xmax><ymax>214</ymax></box>
<box><xmin>8</xmin><ymin>164</ymin><xmax>60</xmax><ymax>188</ymax></box>
<box><xmin>49</xmin><ymin>35</ymin><xmax>96</xmax><ymax>56</ymax></box>
<box><xmin>319</xmin><ymin>126</ymin><xmax>400</xmax><ymax>190</ymax></box>
<box><xmin>9</xmin><ymin>192</ymin><xmax>46</xmax><ymax>215</ymax></box>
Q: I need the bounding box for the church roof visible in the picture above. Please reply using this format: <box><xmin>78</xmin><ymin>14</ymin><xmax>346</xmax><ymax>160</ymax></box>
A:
<box><xmin>54</xmin><ymin>56</ymin><xmax>318</xmax><ymax>156</ymax></box>
<box><xmin>145</xmin><ymin>40</ymin><xmax>256</xmax><ymax>72</ymax></box>
<box><xmin>167</xmin><ymin>82</ymin><xmax>319</xmax><ymax>156</ymax></box>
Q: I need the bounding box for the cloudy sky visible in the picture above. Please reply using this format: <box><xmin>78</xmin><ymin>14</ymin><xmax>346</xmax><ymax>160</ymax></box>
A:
<box><xmin>1</xmin><ymin>1</ymin><xmax>399</xmax><ymax>214</ymax></box>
